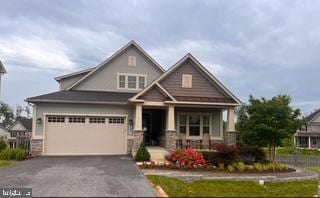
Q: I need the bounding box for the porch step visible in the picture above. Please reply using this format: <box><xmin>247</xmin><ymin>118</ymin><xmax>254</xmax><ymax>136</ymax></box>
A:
<box><xmin>146</xmin><ymin>146</ymin><xmax>170</xmax><ymax>160</ymax></box>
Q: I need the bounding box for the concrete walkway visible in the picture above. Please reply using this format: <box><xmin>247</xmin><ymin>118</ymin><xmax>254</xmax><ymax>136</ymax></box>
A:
<box><xmin>142</xmin><ymin>165</ymin><xmax>318</xmax><ymax>183</ymax></box>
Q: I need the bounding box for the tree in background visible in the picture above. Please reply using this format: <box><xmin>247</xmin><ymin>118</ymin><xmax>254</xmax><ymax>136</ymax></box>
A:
<box><xmin>236</xmin><ymin>95</ymin><xmax>302</xmax><ymax>162</ymax></box>
<box><xmin>0</xmin><ymin>102</ymin><xmax>14</xmax><ymax>127</ymax></box>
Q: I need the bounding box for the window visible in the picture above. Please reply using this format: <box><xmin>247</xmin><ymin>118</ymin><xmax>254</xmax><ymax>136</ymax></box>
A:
<box><xmin>139</xmin><ymin>76</ymin><xmax>145</xmax><ymax>89</ymax></box>
<box><xmin>11</xmin><ymin>132</ymin><xmax>16</xmax><ymax>137</ymax></box>
<box><xmin>128</xmin><ymin>76</ymin><xmax>137</xmax><ymax>89</ymax></box>
<box><xmin>189</xmin><ymin>115</ymin><xmax>201</xmax><ymax>136</ymax></box>
<box><xmin>203</xmin><ymin>115</ymin><xmax>210</xmax><ymax>134</ymax></box>
<box><xmin>128</xmin><ymin>56</ymin><xmax>136</xmax><ymax>66</ymax></box>
<box><xmin>312</xmin><ymin>138</ymin><xmax>317</xmax><ymax>145</ymax></box>
<box><xmin>119</xmin><ymin>75</ymin><xmax>126</xmax><ymax>88</ymax></box>
<box><xmin>117</xmin><ymin>74</ymin><xmax>146</xmax><ymax>90</ymax></box>
<box><xmin>178</xmin><ymin>114</ymin><xmax>211</xmax><ymax>138</ymax></box>
<box><xmin>108</xmin><ymin>117</ymin><xmax>125</xmax><ymax>124</ymax></box>
<box><xmin>182</xmin><ymin>74</ymin><xmax>192</xmax><ymax>88</ymax></box>
<box><xmin>179</xmin><ymin>115</ymin><xmax>187</xmax><ymax>134</ymax></box>
<box><xmin>68</xmin><ymin>117</ymin><xmax>85</xmax><ymax>123</ymax></box>
<box><xmin>89</xmin><ymin>117</ymin><xmax>106</xmax><ymax>123</ymax></box>
<box><xmin>48</xmin><ymin>116</ymin><xmax>65</xmax><ymax>123</ymax></box>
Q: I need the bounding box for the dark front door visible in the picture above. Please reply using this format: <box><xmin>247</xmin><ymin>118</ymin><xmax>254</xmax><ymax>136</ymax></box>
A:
<box><xmin>142</xmin><ymin>112</ymin><xmax>152</xmax><ymax>145</ymax></box>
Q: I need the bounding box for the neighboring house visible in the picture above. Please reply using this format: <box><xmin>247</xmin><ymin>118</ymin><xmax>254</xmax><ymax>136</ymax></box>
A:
<box><xmin>0</xmin><ymin>60</ymin><xmax>7</xmax><ymax>98</ymax></box>
<box><xmin>295</xmin><ymin>109</ymin><xmax>320</xmax><ymax>149</ymax></box>
<box><xmin>0</xmin><ymin>124</ymin><xmax>9</xmax><ymax>146</ymax></box>
<box><xmin>26</xmin><ymin>41</ymin><xmax>242</xmax><ymax>157</ymax></box>
<box><xmin>7</xmin><ymin>117</ymin><xmax>32</xmax><ymax>151</ymax></box>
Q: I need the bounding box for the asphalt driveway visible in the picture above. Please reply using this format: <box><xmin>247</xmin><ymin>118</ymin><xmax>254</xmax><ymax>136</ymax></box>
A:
<box><xmin>0</xmin><ymin>156</ymin><xmax>156</xmax><ymax>197</ymax></box>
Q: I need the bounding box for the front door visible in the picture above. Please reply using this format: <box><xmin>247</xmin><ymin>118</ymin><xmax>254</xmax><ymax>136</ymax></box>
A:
<box><xmin>142</xmin><ymin>112</ymin><xmax>152</xmax><ymax>145</ymax></box>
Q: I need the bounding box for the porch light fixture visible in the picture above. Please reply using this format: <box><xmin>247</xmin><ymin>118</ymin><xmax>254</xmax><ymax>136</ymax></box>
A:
<box><xmin>37</xmin><ymin>118</ymin><xmax>42</xmax><ymax>125</ymax></box>
<box><xmin>129</xmin><ymin>119</ymin><xmax>133</xmax><ymax>126</ymax></box>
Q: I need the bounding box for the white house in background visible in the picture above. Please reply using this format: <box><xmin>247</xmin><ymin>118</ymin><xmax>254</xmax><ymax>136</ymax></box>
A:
<box><xmin>0</xmin><ymin>124</ymin><xmax>9</xmax><ymax>140</ymax></box>
<box><xmin>295</xmin><ymin>109</ymin><xmax>320</xmax><ymax>149</ymax></box>
<box><xmin>0</xmin><ymin>61</ymin><xmax>7</xmax><ymax>98</ymax></box>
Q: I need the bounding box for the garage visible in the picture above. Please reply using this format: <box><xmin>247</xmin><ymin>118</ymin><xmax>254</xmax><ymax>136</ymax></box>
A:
<box><xmin>44</xmin><ymin>115</ymin><xmax>127</xmax><ymax>155</ymax></box>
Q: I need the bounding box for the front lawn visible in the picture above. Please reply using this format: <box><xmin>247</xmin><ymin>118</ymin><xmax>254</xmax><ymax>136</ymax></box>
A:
<box><xmin>0</xmin><ymin>160</ymin><xmax>14</xmax><ymax>168</ymax></box>
<box><xmin>147</xmin><ymin>175</ymin><xmax>318</xmax><ymax>197</ymax></box>
<box><xmin>306</xmin><ymin>166</ymin><xmax>320</xmax><ymax>173</ymax></box>
<box><xmin>275</xmin><ymin>147</ymin><xmax>320</xmax><ymax>156</ymax></box>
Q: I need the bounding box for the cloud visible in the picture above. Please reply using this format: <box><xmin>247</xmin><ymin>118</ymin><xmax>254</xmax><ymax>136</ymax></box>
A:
<box><xmin>0</xmin><ymin>36</ymin><xmax>75</xmax><ymax>71</ymax></box>
<box><xmin>0</xmin><ymin>0</ymin><xmax>319</xmax><ymax>113</ymax></box>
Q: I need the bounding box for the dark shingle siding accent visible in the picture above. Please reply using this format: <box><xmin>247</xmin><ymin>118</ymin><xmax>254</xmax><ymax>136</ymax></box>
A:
<box><xmin>26</xmin><ymin>90</ymin><xmax>135</xmax><ymax>104</ymax></box>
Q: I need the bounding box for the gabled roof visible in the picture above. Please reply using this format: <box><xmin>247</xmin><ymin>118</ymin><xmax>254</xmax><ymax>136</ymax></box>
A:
<box><xmin>131</xmin><ymin>53</ymin><xmax>243</xmax><ymax>105</ymax></box>
<box><xmin>8</xmin><ymin>117</ymin><xmax>32</xmax><ymax>132</ymax></box>
<box><xmin>54</xmin><ymin>67</ymin><xmax>94</xmax><ymax>81</ymax></box>
<box><xmin>306</xmin><ymin>109</ymin><xmax>320</xmax><ymax>123</ymax></box>
<box><xmin>0</xmin><ymin>61</ymin><xmax>7</xmax><ymax>74</ymax></box>
<box><xmin>26</xmin><ymin>90</ymin><xmax>135</xmax><ymax>105</ymax></box>
<box><xmin>66</xmin><ymin>40</ymin><xmax>165</xmax><ymax>90</ymax></box>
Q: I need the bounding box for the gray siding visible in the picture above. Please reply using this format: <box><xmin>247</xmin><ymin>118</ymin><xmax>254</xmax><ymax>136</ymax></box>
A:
<box><xmin>160</xmin><ymin>60</ymin><xmax>230</xmax><ymax>99</ymax></box>
<box><xmin>34</xmin><ymin>103</ymin><xmax>133</xmax><ymax>136</ymax></box>
<box><xmin>59</xmin><ymin>73</ymin><xmax>88</xmax><ymax>90</ymax></box>
<box><xmin>73</xmin><ymin>46</ymin><xmax>163</xmax><ymax>92</ymax></box>
<box><xmin>175</xmin><ymin>107</ymin><xmax>223</xmax><ymax>138</ymax></box>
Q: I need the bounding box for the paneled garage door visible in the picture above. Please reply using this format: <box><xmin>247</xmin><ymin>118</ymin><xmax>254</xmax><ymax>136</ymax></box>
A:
<box><xmin>44</xmin><ymin>115</ymin><xmax>127</xmax><ymax>155</ymax></box>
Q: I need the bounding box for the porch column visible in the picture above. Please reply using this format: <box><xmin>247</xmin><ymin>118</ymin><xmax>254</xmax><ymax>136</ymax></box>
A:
<box><xmin>308</xmin><ymin>136</ymin><xmax>311</xmax><ymax>149</ymax></box>
<box><xmin>132</xmin><ymin>103</ymin><xmax>144</xmax><ymax>156</ymax></box>
<box><xmin>226</xmin><ymin>108</ymin><xmax>236</xmax><ymax>145</ymax></box>
<box><xmin>166</xmin><ymin>105</ymin><xmax>176</xmax><ymax>151</ymax></box>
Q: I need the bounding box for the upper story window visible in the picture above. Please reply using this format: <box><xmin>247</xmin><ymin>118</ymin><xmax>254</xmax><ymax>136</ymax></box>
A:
<box><xmin>182</xmin><ymin>74</ymin><xmax>192</xmax><ymax>88</ymax></box>
<box><xmin>117</xmin><ymin>73</ymin><xmax>146</xmax><ymax>90</ymax></box>
<box><xmin>128</xmin><ymin>56</ymin><xmax>136</xmax><ymax>66</ymax></box>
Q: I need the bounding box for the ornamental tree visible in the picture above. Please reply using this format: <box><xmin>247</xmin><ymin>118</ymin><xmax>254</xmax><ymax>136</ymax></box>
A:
<box><xmin>237</xmin><ymin>95</ymin><xmax>302</xmax><ymax>162</ymax></box>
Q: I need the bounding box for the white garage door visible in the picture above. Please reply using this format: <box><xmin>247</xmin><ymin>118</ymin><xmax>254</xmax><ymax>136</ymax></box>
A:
<box><xmin>44</xmin><ymin>115</ymin><xmax>127</xmax><ymax>155</ymax></box>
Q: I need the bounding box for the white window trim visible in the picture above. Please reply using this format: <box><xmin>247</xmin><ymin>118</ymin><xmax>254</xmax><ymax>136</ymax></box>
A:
<box><xmin>177</xmin><ymin>112</ymin><xmax>212</xmax><ymax>140</ymax></box>
<box><xmin>182</xmin><ymin>74</ymin><xmax>192</xmax><ymax>88</ymax></box>
<box><xmin>117</xmin><ymin>73</ymin><xmax>147</xmax><ymax>90</ymax></box>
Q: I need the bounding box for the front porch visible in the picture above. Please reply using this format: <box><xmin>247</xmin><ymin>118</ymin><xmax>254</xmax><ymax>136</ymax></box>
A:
<box><xmin>130</xmin><ymin>102</ymin><xmax>237</xmax><ymax>156</ymax></box>
<box><xmin>295</xmin><ymin>133</ymin><xmax>320</xmax><ymax>149</ymax></box>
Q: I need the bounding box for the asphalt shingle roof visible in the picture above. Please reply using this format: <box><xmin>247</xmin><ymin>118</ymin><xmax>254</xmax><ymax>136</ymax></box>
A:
<box><xmin>26</xmin><ymin>90</ymin><xmax>135</xmax><ymax>104</ymax></box>
<box><xmin>306</xmin><ymin>109</ymin><xmax>320</xmax><ymax>123</ymax></box>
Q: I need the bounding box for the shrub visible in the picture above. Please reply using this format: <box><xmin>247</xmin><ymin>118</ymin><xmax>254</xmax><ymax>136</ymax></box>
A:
<box><xmin>237</xmin><ymin>144</ymin><xmax>266</xmax><ymax>163</ymax></box>
<box><xmin>0</xmin><ymin>139</ymin><xmax>6</xmax><ymax>152</ymax></box>
<box><xmin>227</xmin><ymin>164</ymin><xmax>235</xmax><ymax>172</ymax></box>
<box><xmin>218</xmin><ymin>163</ymin><xmax>225</xmax><ymax>171</ymax></box>
<box><xmin>234</xmin><ymin>162</ymin><xmax>246</xmax><ymax>172</ymax></box>
<box><xmin>253</xmin><ymin>163</ymin><xmax>263</xmax><ymax>172</ymax></box>
<box><xmin>15</xmin><ymin>149</ymin><xmax>27</xmax><ymax>161</ymax></box>
<box><xmin>246</xmin><ymin>165</ymin><xmax>254</xmax><ymax>171</ymax></box>
<box><xmin>134</xmin><ymin>143</ymin><xmax>150</xmax><ymax>162</ymax></box>
<box><xmin>170</xmin><ymin>147</ymin><xmax>207</xmax><ymax>168</ymax></box>
<box><xmin>0</xmin><ymin>149</ymin><xmax>27</xmax><ymax>160</ymax></box>
<box><xmin>275</xmin><ymin>163</ymin><xmax>287</xmax><ymax>171</ymax></box>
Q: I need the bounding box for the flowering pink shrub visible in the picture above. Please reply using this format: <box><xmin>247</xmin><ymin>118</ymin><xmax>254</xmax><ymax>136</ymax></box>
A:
<box><xmin>170</xmin><ymin>147</ymin><xmax>207</xmax><ymax>168</ymax></box>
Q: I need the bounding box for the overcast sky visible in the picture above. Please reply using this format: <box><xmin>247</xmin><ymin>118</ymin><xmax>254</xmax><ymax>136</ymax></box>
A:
<box><xmin>0</xmin><ymin>0</ymin><xmax>319</xmax><ymax>115</ymax></box>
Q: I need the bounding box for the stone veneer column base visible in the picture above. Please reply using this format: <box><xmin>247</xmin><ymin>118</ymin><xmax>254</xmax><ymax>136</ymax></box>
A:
<box><xmin>226</xmin><ymin>131</ymin><xmax>237</xmax><ymax>145</ymax></box>
<box><xmin>31</xmin><ymin>139</ymin><xmax>43</xmax><ymax>157</ymax></box>
<box><xmin>165</xmin><ymin>130</ymin><xmax>176</xmax><ymax>152</ymax></box>
<box><xmin>131</xmin><ymin>130</ymin><xmax>144</xmax><ymax>157</ymax></box>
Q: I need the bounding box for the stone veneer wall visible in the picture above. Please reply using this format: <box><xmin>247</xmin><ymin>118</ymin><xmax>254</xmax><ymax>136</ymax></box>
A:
<box><xmin>131</xmin><ymin>130</ymin><xmax>143</xmax><ymax>156</ymax></box>
<box><xmin>226</xmin><ymin>131</ymin><xmax>237</xmax><ymax>145</ymax></box>
<box><xmin>165</xmin><ymin>130</ymin><xmax>176</xmax><ymax>151</ymax></box>
<box><xmin>31</xmin><ymin>139</ymin><xmax>43</xmax><ymax>157</ymax></box>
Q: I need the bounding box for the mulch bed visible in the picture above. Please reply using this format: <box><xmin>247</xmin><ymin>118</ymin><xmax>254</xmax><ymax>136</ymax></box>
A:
<box><xmin>139</xmin><ymin>165</ymin><xmax>296</xmax><ymax>174</ymax></box>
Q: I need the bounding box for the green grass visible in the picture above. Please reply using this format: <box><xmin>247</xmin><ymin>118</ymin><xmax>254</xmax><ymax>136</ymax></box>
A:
<box><xmin>265</xmin><ymin>147</ymin><xmax>320</xmax><ymax>157</ymax></box>
<box><xmin>147</xmin><ymin>175</ymin><xmax>318</xmax><ymax>197</ymax></box>
<box><xmin>306</xmin><ymin>166</ymin><xmax>320</xmax><ymax>173</ymax></box>
<box><xmin>0</xmin><ymin>160</ymin><xmax>14</xmax><ymax>168</ymax></box>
